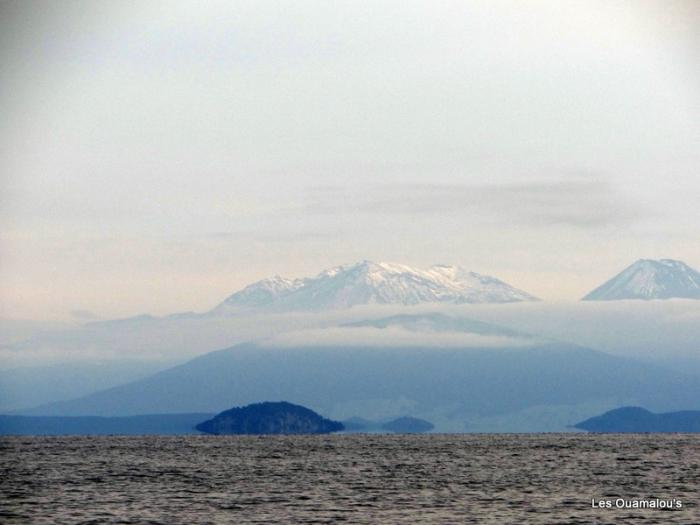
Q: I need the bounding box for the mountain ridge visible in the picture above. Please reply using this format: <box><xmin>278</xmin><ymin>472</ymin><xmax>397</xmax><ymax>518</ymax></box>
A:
<box><xmin>214</xmin><ymin>260</ymin><xmax>538</xmax><ymax>312</ymax></box>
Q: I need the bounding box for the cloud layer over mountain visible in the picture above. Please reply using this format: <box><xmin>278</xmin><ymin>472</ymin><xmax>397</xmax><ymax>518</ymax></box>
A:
<box><xmin>3</xmin><ymin>300</ymin><xmax>700</xmax><ymax>371</ymax></box>
<box><xmin>267</xmin><ymin>326</ymin><xmax>535</xmax><ymax>350</ymax></box>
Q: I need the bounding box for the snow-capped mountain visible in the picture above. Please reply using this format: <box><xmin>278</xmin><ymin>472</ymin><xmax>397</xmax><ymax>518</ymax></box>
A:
<box><xmin>582</xmin><ymin>259</ymin><xmax>700</xmax><ymax>301</ymax></box>
<box><xmin>214</xmin><ymin>260</ymin><xmax>538</xmax><ymax>312</ymax></box>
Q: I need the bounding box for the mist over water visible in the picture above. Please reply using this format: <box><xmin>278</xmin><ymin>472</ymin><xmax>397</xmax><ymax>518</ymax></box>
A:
<box><xmin>2</xmin><ymin>434</ymin><xmax>698</xmax><ymax>524</ymax></box>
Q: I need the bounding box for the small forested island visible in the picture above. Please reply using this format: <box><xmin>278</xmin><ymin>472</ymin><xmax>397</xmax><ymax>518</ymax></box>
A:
<box><xmin>575</xmin><ymin>407</ymin><xmax>700</xmax><ymax>433</ymax></box>
<box><xmin>195</xmin><ymin>401</ymin><xmax>344</xmax><ymax>435</ymax></box>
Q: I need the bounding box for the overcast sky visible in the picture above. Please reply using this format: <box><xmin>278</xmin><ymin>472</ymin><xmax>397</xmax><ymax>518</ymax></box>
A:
<box><xmin>1</xmin><ymin>0</ymin><xmax>699</xmax><ymax>320</ymax></box>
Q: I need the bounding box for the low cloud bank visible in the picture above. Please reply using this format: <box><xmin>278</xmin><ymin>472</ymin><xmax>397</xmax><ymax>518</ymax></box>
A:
<box><xmin>443</xmin><ymin>300</ymin><xmax>700</xmax><ymax>359</ymax></box>
<box><xmin>2</xmin><ymin>300</ymin><xmax>699</xmax><ymax>369</ymax></box>
<box><xmin>265</xmin><ymin>326</ymin><xmax>535</xmax><ymax>349</ymax></box>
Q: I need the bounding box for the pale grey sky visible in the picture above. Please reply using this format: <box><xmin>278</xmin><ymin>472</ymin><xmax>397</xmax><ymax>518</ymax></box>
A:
<box><xmin>1</xmin><ymin>0</ymin><xmax>699</xmax><ymax>319</ymax></box>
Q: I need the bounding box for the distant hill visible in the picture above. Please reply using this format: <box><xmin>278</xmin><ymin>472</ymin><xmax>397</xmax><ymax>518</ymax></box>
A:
<box><xmin>341</xmin><ymin>417</ymin><xmax>382</xmax><ymax>432</ymax></box>
<box><xmin>582</xmin><ymin>259</ymin><xmax>700</xmax><ymax>301</ymax></box>
<box><xmin>340</xmin><ymin>416</ymin><xmax>434</xmax><ymax>433</ymax></box>
<box><xmin>381</xmin><ymin>416</ymin><xmax>434</xmax><ymax>433</ymax></box>
<box><xmin>195</xmin><ymin>401</ymin><xmax>343</xmax><ymax>435</ymax></box>
<box><xmin>0</xmin><ymin>413</ymin><xmax>212</xmax><ymax>435</ymax></box>
<box><xmin>574</xmin><ymin>407</ymin><xmax>700</xmax><ymax>432</ymax></box>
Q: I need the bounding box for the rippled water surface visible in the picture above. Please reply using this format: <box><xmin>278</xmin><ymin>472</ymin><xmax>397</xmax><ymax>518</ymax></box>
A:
<box><xmin>1</xmin><ymin>434</ymin><xmax>699</xmax><ymax>524</ymax></box>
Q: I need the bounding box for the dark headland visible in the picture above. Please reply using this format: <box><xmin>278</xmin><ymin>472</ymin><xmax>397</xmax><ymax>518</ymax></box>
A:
<box><xmin>195</xmin><ymin>401</ymin><xmax>344</xmax><ymax>435</ymax></box>
<box><xmin>575</xmin><ymin>407</ymin><xmax>700</xmax><ymax>433</ymax></box>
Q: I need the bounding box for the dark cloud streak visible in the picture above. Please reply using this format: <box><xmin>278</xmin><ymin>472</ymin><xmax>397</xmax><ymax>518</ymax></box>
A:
<box><xmin>305</xmin><ymin>179</ymin><xmax>642</xmax><ymax>229</ymax></box>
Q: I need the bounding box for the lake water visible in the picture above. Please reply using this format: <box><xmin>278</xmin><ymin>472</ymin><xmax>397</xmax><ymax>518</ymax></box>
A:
<box><xmin>1</xmin><ymin>434</ymin><xmax>698</xmax><ymax>524</ymax></box>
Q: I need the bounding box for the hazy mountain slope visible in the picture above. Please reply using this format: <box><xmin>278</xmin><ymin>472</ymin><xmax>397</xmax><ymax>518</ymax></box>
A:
<box><xmin>21</xmin><ymin>313</ymin><xmax>700</xmax><ymax>431</ymax></box>
<box><xmin>25</xmin><ymin>341</ymin><xmax>700</xmax><ymax>432</ymax></box>
<box><xmin>214</xmin><ymin>261</ymin><xmax>538</xmax><ymax>312</ymax></box>
<box><xmin>0</xmin><ymin>361</ymin><xmax>168</xmax><ymax>412</ymax></box>
<box><xmin>583</xmin><ymin>259</ymin><xmax>700</xmax><ymax>300</ymax></box>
